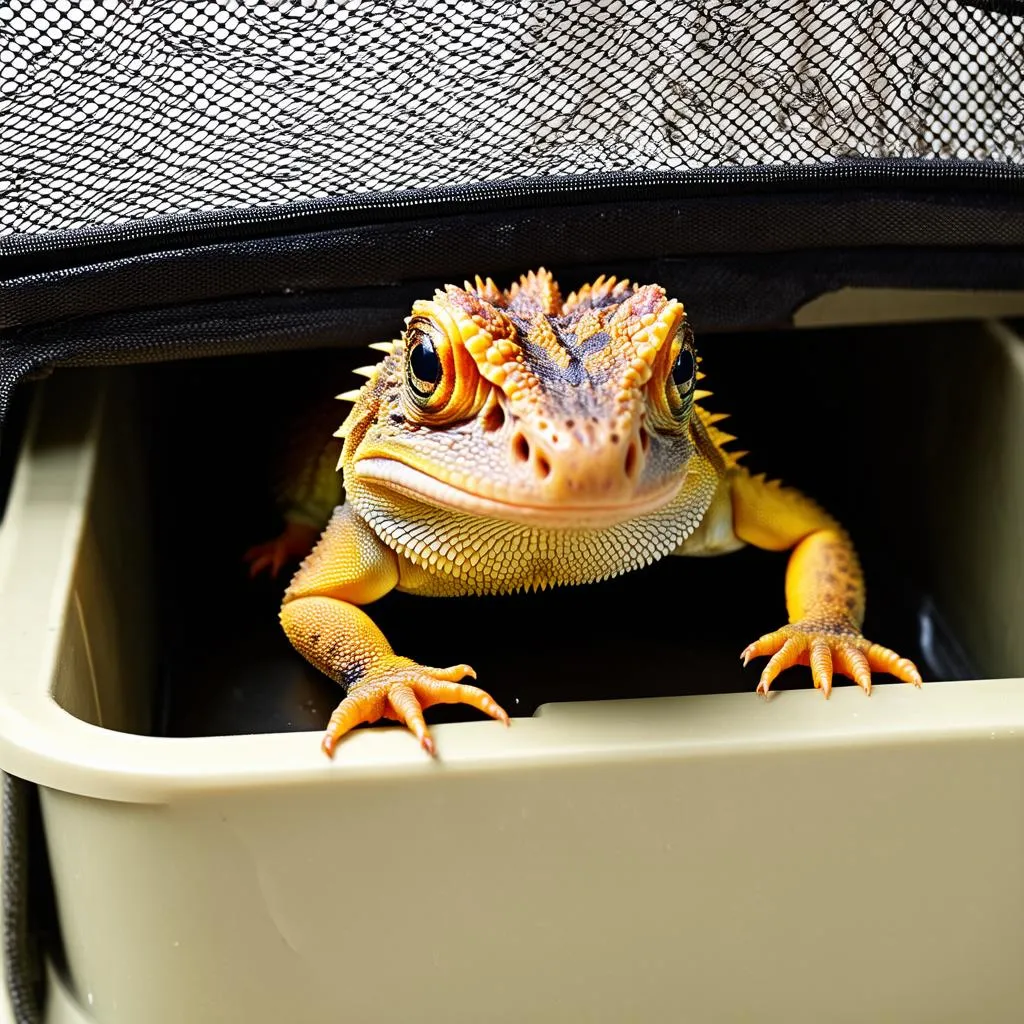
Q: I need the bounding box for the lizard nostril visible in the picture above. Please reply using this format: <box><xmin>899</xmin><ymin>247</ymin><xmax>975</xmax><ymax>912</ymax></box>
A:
<box><xmin>513</xmin><ymin>432</ymin><xmax>552</xmax><ymax>480</ymax></box>
<box><xmin>625</xmin><ymin>440</ymin><xmax>640</xmax><ymax>480</ymax></box>
<box><xmin>512</xmin><ymin>432</ymin><xmax>530</xmax><ymax>462</ymax></box>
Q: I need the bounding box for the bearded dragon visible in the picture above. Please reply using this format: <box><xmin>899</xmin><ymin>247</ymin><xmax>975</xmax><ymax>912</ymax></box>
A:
<box><xmin>246</xmin><ymin>270</ymin><xmax>921</xmax><ymax>757</ymax></box>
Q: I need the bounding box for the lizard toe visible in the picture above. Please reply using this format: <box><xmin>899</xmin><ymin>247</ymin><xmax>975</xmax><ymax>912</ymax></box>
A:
<box><xmin>742</xmin><ymin>620</ymin><xmax>922</xmax><ymax>697</ymax></box>
<box><xmin>321</xmin><ymin>658</ymin><xmax>507</xmax><ymax>758</ymax></box>
<box><xmin>244</xmin><ymin>522</ymin><xmax>321</xmax><ymax>578</ymax></box>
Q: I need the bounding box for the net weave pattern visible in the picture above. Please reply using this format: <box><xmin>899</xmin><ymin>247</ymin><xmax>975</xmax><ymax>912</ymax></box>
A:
<box><xmin>1</xmin><ymin>0</ymin><xmax>1022</xmax><ymax>234</ymax></box>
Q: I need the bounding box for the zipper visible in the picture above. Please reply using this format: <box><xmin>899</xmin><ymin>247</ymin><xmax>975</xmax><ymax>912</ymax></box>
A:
<box><xmin>2</xmin><ymin>160</ymin><xmax>1023</xmax><ymax>277</ymax></box>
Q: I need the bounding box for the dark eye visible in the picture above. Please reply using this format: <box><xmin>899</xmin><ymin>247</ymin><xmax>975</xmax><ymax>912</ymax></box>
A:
<box><xmin>407</xmin><ymin>331</ymin><xmax>442</xmax><ymax>398</ymax></box>
<box><xmin>671</xmin><ymin>347</ymin><xmax>695</xmax><ymax>388</ymax></box>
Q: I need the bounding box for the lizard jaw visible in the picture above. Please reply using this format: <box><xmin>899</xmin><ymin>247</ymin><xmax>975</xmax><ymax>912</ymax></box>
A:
<box><xmin>353</xmin><ymin>457</ymin><xmax>685</xmax><ymax>530</ymax></box>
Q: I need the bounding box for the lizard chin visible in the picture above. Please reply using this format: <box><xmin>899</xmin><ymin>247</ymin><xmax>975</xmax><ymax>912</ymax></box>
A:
<box><xmin>352</xmin><ymin>457</ymin><xmax>685</xmax><ymax>529</ymax></box>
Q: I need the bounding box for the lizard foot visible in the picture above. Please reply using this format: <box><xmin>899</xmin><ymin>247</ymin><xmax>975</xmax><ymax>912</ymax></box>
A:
<box><xmin>244</xmin><ymin>521</ymin><xmax>321</xmax><ymax>578</ymax></box>
<box><xmin>322</xmin><ymin>657</ymin><xmax>510</xmax><ymax>758</ymax></box>
<box><xmin>741</xmin><ymin>620</ymin><xmax>922</xmax><ymax>697</ymax></box>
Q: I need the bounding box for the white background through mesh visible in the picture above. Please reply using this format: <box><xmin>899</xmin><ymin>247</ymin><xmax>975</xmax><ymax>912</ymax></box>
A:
<box><xmin>1</xmin><ymin>0</ymin><xmax>1022</xmax><ymax>234</ymax></box>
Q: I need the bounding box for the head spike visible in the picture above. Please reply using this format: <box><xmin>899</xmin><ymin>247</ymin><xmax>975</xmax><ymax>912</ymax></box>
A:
<box><xmin>351</xmin><ymin>365</ymin><xmax>376</xmax><ymax>378</ymax></box>
<box><xmin>506</xmin><ymin>268</ymin><xmax>562</xmax><ymax>314</ymax></box>
<box><xmin>694</xmin><ymin>389</ymin><xmax>713</xmax><ymax>401</ymax></box>
<box><xmin>368</xmin><ymin>341</ymin><xmax>394</xmax><ymax>353</ymax></box>
<box><xmin>563</xmin><ymin>275</ymin><xmax>636</xmax><ymax>314</ymax></box>
<box><xmin>706</xmin><ymin>411</ymin><xmax>730</xmax><ymax>425</ymax></box>
<box><xmin>336</xmin><ymin>389</ymin><xmax>362</xmax><ymax>403</ymax></box>
<box><xmin>464</xmin><ymin>275</ymin><xmax>505</xmax><ymax>305</ymax></box>
<box><xmin>332</xmin><ymin>424</ymin><xmax>349</xmax><ymax>438</ymax></box>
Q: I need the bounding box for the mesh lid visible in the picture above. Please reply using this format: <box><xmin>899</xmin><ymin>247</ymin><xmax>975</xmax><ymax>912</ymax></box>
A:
<box><xmin>2</xmin><ymin>0</ymin><xmax>1024</xmax><ymax>388</ymax></box>
<box><xmin>2</xmin><ymin>0</ymin><xmax>1023</xmax><ymax>238</ymax></box>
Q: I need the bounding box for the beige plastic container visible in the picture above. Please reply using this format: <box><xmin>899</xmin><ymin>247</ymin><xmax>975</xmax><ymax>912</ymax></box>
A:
<box><xmin>2</xmin><ymin>322</ymin><xmax>1024</xmax><ymax>1024</ymax></box>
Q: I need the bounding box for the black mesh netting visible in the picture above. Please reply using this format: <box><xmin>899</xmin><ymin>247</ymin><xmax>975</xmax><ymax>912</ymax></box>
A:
<box><xmin>1</xmin><ymin>0</ymin><xmax>1023</xmax><ymax>236</ymax></box>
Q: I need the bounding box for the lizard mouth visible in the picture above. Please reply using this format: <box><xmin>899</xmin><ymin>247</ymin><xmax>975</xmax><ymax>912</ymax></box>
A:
<box><xmin>353</xmin><ymin>457</ymin><xmax>684</xmax><ymax>528</ymax></box>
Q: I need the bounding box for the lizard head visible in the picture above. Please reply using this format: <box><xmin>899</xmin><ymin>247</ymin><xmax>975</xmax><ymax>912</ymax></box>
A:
<box><xmin>339</xmin><ymin>269</ymin><xmax>700</xmax><ymax>529</ymax></box>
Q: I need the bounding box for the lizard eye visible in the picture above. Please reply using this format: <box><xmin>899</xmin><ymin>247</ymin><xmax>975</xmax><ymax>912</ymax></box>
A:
<box><xmin>657</xmin><ymin>324</ymin><xmax>697</xmax><ymax>426</ymax></box>
<box><xmin>671</xmin><ymin>348</ymin><xmax>695</xmax><ymax>389</ymax></box>
<box><xmin>405</xmin><ymin>323</ymin><xmax>444</xmax><ymax>400</ymax></box>
<box><xmin>400</xmin><ymin>307</ymin><xmax>488</xmax><ymax>424</ymax></box>
<box><xmin>407</xmin><ymin>332</ymin><xmax>442</xmax><ymax>398</ymax></box>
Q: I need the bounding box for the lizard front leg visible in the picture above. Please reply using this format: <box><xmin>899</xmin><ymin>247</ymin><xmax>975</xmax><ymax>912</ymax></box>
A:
<box><xmin>730</xmin><ymin>470</ymin><xmax>922</xmax><ymax>696</ymax></box>
<box><xmin>281</xmin><ymin>504</ymin><xmax>509</xmax><ymax>756</ymax></box>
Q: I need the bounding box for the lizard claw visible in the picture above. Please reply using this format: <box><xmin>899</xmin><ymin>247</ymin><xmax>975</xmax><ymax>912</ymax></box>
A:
<box><xmin>741</xmin><ymin>620</ymin><xmax>922</xmax><ymax>697</ymax></box>
<box><xmin>321</xmin><ymin>657</ymin><xmax>508</xmax><ymax>758</ymax></box>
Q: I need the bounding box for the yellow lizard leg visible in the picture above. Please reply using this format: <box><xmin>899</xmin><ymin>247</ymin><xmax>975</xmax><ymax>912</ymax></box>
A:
<box><xmin>280</xmin><ymin>504</ymin><xmax>508</xmax><ymax>757</ymax></box>
<box><xmin>730</xmin><ymin>470</ymin><xmax>922</xmax><ymax>697</ymax></box>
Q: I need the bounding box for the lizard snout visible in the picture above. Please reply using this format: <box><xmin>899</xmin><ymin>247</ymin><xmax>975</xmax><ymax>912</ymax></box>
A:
<box><xmin>507</xmin><ymin>416</ymin><xmax>649</xmax><ymax>503</ymax></box>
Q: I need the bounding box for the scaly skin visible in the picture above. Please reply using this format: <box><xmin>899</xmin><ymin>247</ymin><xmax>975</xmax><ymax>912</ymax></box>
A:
<box><xmin>249</xmin><ymin>270</ymin><xmax>921</xmax><ymax>757</ymax></box>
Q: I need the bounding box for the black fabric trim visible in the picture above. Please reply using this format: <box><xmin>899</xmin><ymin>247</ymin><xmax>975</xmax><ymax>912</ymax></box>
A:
<box><xmin>2</xmin><ymin>159</ymin><xmax>1023</xmax><ymax>277</ymax></box>
<box><xmin>3</xmin><ymin>187</ymin><xmax>1024</xmax><ymax>331</ymax></box>
<box><xmin>2</xmin><ymin>775</ymin><xmax>43</xmax><ymax>1024</ymax></box>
